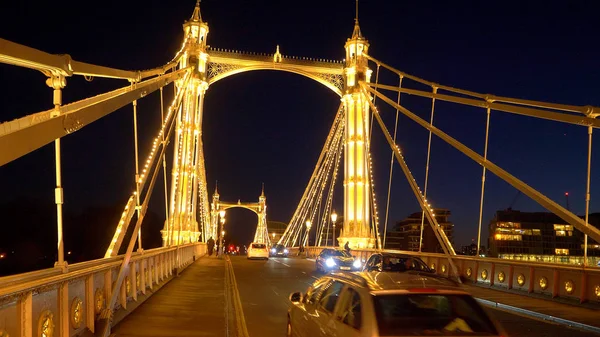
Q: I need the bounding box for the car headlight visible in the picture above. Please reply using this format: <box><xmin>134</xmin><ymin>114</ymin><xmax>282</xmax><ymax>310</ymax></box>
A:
<box><xmin>353</xmin><ymin>260</ymin><xmax>362</xmax><ymax>269</ymax></box>
<box><xmin>325</xmin><ymin>258</ymin><xmax>336</xmax><ymax>268</ymax></box>
<box><xmin>271</xmin><ymin>248</ymin><xmax>276</xmax><ymax>253</ymax></box>
<box><xmin>284</xmin><ymin>249</ymin><xmax>289</xmax><ymax>254</ymax></box>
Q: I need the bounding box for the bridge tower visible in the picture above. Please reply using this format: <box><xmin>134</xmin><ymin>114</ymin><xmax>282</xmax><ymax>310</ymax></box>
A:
<box><xmin>253</xmin><ymin>185</ymin><xmax>269</xmax><ymax>244</ymax></box>
<box><xmin>339</xmin><ymin>18</ymin><xmax>376</xmax><ymax>249</ymax></box>
<box><xmin>161</xmin><ymin>1</ymin><xmax>211</xmax><ymax>246</ymax></box>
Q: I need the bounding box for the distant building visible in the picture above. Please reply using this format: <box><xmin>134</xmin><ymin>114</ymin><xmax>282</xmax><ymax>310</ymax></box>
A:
<box><xmin>459</xmin><ymin>241</ymin><xmax>486</xmax><ymax>256</ymax></box>
<box><xmin>488</xmin><ymin>209</ymin><xmax>600</xmax><ymax>265</ymax></box>
<box><xmin>385</xmin><ymin>209</ymin><xmax>454</xmax><ymax>253</ymax></box>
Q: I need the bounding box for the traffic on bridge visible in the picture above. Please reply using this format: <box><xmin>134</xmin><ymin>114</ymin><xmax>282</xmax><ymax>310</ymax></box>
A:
<box><xmin>0</xmin><ymin>0</ymin><xmax>599</xmax><ymax>336</ymax></box>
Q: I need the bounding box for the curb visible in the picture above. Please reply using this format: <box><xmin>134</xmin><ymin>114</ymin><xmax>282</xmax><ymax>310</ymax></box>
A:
<box><xmin>476</xmin><ymin>298</ymin><xmax>600</xmax><ymax>335</ymax></box>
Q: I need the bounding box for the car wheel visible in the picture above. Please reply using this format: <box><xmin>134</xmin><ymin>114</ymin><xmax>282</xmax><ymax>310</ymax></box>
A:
<box><xmin>286</xmin><ymin>318</ymin><xmax>293</xmax><ymax>337</ymax></box>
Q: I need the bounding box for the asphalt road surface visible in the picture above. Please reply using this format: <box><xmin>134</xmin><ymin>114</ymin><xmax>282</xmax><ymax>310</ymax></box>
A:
<box><xmin>229</xmin><ymin>255</ymin><xmax>599</xmax><ymax>337</ymax></box>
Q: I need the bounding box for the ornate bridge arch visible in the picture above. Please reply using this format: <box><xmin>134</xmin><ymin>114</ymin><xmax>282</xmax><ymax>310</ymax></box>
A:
<box><xmin>206</xmin><ymin>47</ymin><xmax>345</xmax><ymax>97</ymax></box>
<box><xmin>210</xmin><ymin>186</ymin><xmax>270</xmax><ymax>245</ymax></box>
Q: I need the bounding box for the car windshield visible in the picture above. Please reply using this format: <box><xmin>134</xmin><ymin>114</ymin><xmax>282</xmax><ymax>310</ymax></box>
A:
<box><xmin>275</xmin><ymin>245</ymin><xmax>286</xmax><ymax>251</ymax></box>
<box><xmin>326</xmin><ymin>250</ymin><xmax>351</xmax><ymax>257</ymax></box>
<box><xmin>382</xmin><ymin>256</ymin><xmax>428</xmax><ymax>272</ymax></box>
<box><xmin>251</xmin><ymin>244</ymin><xmax>266</xmax><ymax>249</ymax></box>
<box><xmin>373</xmin><ymin>294</ymin><xmax>498</xmax><ymax>336</ymax></box>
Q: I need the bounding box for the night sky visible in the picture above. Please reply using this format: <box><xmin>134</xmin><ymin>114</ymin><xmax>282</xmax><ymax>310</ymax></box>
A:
<box><xmin>1</xmin><ymin>0</ymin><xmax>599</xmax><ymax>250</ymax></box>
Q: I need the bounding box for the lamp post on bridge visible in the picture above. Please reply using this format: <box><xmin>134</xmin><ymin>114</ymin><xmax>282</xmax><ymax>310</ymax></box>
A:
<box><xmin>272</xmin><ymin>232</ymin><xmax>276</xmax><ymax>244</ymax></box>
<box><xmin>219</xmin><ymin>210</ymin><xmax>226</xmax><ymax>257</ymax></box>
<box><xmin>328</xmin><ymin>210</ymin><xmax>337</xmax><ymax>247</ymax></box>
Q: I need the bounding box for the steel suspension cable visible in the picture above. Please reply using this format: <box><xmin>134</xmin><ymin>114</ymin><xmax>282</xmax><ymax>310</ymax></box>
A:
<box><xmin>419</xmin><ymin>86</ymin><xmax>438</xmax><ymax>252</ymax></box>
<box><xmin>369</xmin><ymin>63</ymin><xmax>381</xmax><ymax>139</ymax></box>
<box><xmin>304</xmin><ymin>121</ymin><xmax>344</xmax><ymax>246</ymax></box>
<box><xmin>476</xmin><ymin>107</ymin><xmax>491</xmax><ymax>254</ymax></box>
<box><xmin>316</xmin><ymin>125</ymin><xmax>345</xmax><ymax>246</ymax></box>
<box><xmin>584</xmin><ymin>125</ymin><xmax>593</xmax><ymax>266</ymax></box>
<box><xmin>362</xmin><ymin>92</ymin><xmax>382</xmax><ymax>249</ymax></box>
<box><xmin>280</xmin><ymin>105</ymin><xmax>344</xmax><ymax>246</ymax></box>
<box><xmin>383</xmin><ymin>76</ymin><xmax>403</xmax><ymax>248</ymax></box>
<box><xmin>361</xmin><ymin>85</ymin><xmax>460</xmax><ymax>280</ymax></box>
<box><xmin>159</xmin><ymin>87</ymin><xmax>171</xmax><ymax>246</ymax></box>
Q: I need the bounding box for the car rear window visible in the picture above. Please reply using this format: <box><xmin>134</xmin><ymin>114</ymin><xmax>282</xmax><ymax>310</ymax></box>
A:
<box><xmin>372</xmin><ymin>294</ymin><xmax>498</xmax><ymax>336</ymax></box>
<box><xmin>251</xmin><ymin>243</ymin><xmax>266</xmax><ymax>249</ymax></box>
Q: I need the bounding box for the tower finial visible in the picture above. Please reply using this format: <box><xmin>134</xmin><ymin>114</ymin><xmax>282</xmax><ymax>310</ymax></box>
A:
<box><xmin>261</xmin><ymin>183</ymin><xmax>265</xmax><ymax>197</ymax></box>
<box><xmin>351</xmin><ymin>0</ymin><xmax>362</xmax><ymax>39</ymax></box>
<box><xmin>214</xmin><ymin>180</ymin><xmax>218</xmax><ymax>195</ymax></box>
<box><xmin>190</xmin><ymin>0</ymin><xmax>202</xmax><ymax>22</ymax></box>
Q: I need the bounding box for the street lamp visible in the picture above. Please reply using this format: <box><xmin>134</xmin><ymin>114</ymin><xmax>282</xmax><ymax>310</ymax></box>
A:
<box><xmin>272</xmin><ymin>232</ymin><xmax>276</xmax><ymax>242</ymax></box>
<box><xmin>219</xmin><ymin>211</ymin><xmax>226</xmax><ymax>257</ymax></box>
<box><xmin>330</xmin><ymin>210</ymin><xmax>337</xmax><ymax>247</ymax></box>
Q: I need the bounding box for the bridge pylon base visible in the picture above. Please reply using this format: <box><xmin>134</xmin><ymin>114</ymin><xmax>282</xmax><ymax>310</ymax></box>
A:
<box><xmin>337</xmin><ymin>236</ymin><xmax>376</xmax><ymax>250</ymax></box>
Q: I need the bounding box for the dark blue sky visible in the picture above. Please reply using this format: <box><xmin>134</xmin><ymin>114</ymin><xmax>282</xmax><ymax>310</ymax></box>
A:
<box><xmin>1</xmin><ymin>0</ymin><xmax>599</xmax><ymax>248</ymax></box>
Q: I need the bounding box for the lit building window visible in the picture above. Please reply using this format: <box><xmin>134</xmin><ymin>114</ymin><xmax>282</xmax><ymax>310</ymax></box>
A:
<box><xmin>494</xmin><ymin>233</ymin><xmax>522</xmax><ymax>241</ymax></box>
<box><xmin>555</xmin><ymin>248</ymin><xmax>569</xmax><ymax>255</ymax></box>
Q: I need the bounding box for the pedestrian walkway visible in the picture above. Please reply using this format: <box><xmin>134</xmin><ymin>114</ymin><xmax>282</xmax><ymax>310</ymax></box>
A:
<box><xmin>465</xmin><ymin>284</ymin><xmax>600</xmax><ymax>333</ymax></box>
<box><xmin>112</xmin><ymin>256</ymin><xmax>228</xmax><ymax>337</ymax></box>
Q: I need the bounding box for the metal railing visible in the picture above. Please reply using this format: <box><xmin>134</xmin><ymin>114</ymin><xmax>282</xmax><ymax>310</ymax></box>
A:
<box><xmin>290</xmin><ymin>246</ymin><xmax>600</xmax><ymax>304</ymax></box>
<box><xmin>0</xmin><ymin>243</ymin><xmax>206</xmax><ymax>336</ymax></box>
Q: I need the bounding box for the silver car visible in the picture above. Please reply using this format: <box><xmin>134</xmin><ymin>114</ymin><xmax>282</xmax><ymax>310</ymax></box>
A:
<box><xmin>287</xmin><ymin>271</ymin><xmax>507</xmax><ymax>337</ymax></box>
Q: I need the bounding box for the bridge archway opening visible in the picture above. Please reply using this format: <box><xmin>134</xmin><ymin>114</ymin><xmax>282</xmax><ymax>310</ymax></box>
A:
<box><xmin>204</xmin><ymin>71</ymin><xmax>343</xmax><ymax>244</ymax></box>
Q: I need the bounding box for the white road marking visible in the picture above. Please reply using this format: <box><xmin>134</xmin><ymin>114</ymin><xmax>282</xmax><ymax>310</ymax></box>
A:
<box><xmin>272</xmin><ymin>259</ymin><xmax>291</xmax><ymax>267</ymax></box>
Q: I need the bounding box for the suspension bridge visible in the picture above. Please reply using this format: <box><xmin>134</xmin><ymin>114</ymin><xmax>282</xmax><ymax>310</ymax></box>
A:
<box><xmin>1</xmin><ymin>1</ymin><xmax>600</xmax><ymax>336</ymax></box>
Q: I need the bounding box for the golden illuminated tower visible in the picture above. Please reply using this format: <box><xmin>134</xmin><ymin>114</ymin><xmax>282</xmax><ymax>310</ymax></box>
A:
<box><xmin>338</xmin><ymin>19</ymin><xmax>375</xmax><ymax>249</ymax></box>
<box><xmin>253</xmin><ymin>185</ymin><xmax>269</xmax><ymax>243</ymax></box>
<box><xmin>161</xmin><ymin>1</ymin><xmax>211</xmax><ymax>245</ymax></box>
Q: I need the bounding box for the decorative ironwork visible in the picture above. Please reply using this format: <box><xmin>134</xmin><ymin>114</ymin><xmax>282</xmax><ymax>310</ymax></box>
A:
<box><xmin>70</xmin><ymin>297</ymin><xmax>83</xmax><ymax>328</ymax></box>
<box><xmin>539</xmin><ymin>276</ymin><xmax>548</xmax><ymax>290</ymax></box>
<box><xmin>94</xmin><ymin>288</ymin><xmax>105</xmax><ymax>314</ymax></box>
<box><xmin>481</xmin><ymin>269</ymin><xmax>488</xmax><ymax>280</ymax></box>
<box><xmin>517</xmin><ymin>274</ymin><xmax>525</xmax><ymax>286</ymax></box>
<box><xmin>38</xmin><ymin>310</ymin><xmax>55</xmax><ymax>337</ymax></box>
<box><xmin>314</xmin><ymin>73</ymin><xmax>344</xmax><ymax>92</ymax></box>
<box><xmin>466</xmin><ymin>267</ymin><xmax>472</xmax><ymax>277</ymax></box>
<box><xmin>497</xmin><ymin>271</ymin><xmax>505</xmax><ymax>283</ymax></box>
<box><xmin>565</xmin><ymin>280</ymin><xmax>574</xmax><ymax>294</ymax></box>
<box><xmin>207</xmin><ymin>62</ymin><xmax>244</xmax><ymax>81</ymax></box>
<box><xmin>441</xmin><ymin>264</ymin><xmax>446</xmax><ymax>273</ymax></box>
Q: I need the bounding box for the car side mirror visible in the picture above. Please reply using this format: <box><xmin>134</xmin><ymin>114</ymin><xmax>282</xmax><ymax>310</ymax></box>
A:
<box><xmin>289</xmin><ymin>291</ymin><xmax>303</xmax><ymax>303</ymax></box>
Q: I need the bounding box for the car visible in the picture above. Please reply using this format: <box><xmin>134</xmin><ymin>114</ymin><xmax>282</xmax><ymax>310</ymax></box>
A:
<box><xmin>247</xmin><ymin>242</ymin><xmax>269</xmax><ymax>260</ymax></box>
<box><xmin>287</xmin><ymin>271</ymin><xmax>507</xmax><ymax>337</ymax></box>
<box><xmin>362</xmin><ymin>252</ymin><xmax>433</xmax><ymax>273</ymax></box>
<box><xmin>270</xmin><ymin>244</ymin><xmax>289</xmax><ymax>257</ymax></box>
<box><xmin>316</xmin><ymin>248</ymin><xmax>362</xmax><ymax>273</ymax></box>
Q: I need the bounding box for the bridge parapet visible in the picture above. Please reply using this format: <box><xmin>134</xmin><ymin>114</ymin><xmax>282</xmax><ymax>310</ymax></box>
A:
<box><xmin>0</xmin><ymin>243</ymin><xmax>206</xmax><ymax>336</ymax></box>
<box><xmin>290</xmin><ymin>246</ymin><xmax>600</xmax><ymax>305</ymax></box>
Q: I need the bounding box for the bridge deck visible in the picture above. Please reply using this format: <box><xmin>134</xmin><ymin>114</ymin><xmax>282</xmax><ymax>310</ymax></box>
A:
<box><xmin>111</xmin><ymin>256</ymin><xmax>600</xmax><ymax>337</ymax></box>
<box><xmin>112</xmin><ymin>256</ymin><xmax>227</xmax><ymax>337</ymax></box>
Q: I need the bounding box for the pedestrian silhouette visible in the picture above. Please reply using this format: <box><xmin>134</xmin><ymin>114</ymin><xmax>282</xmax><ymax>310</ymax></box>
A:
<box><xmin>207</xmin><ymin>237</ymin><xmax>215</xmax><ymax>256</ymax></box>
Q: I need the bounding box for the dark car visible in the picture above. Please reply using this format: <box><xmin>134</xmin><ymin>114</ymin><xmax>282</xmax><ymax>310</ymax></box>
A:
<box><xmin>316</xmin><ymin>248</ymin><xmax>362</xmax><ymax>273</ymax></box>
<box><xmin>362</xmin><ymin>252</ymin><xmax>433</xmax><ymax>273</ymax></box>
<box><xmin>270</xmin><ymin>244</ymin><xmax>289</xmax><ymax>257</ymax></box>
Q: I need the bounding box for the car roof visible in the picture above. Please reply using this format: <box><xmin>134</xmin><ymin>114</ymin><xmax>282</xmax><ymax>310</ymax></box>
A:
<box><xmin>374</xmin><ymin>252</ymin><xmax>425</xmax><ymax>260</ymax></box>
<box><xmin>326</xmin><ymin>271</ymin><xmax>462</xmax><ymax>293</ymax></box>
